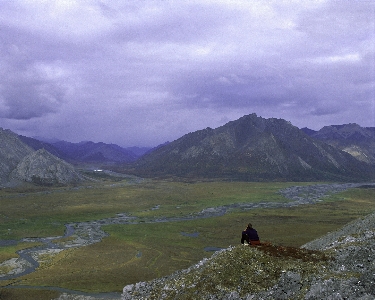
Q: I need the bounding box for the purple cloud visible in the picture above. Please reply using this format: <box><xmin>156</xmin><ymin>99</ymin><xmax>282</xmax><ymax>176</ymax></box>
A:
<box><xmin>0</xmin><ymin>0</ymin><xmax>373</xmax><ymax>146</ymax></box>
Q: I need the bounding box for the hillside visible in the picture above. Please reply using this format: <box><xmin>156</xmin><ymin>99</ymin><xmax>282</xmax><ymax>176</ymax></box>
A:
<box><xmin>302</xmin><ymin>123</ymin><xmax>375</xmax><ymax>164</ymax></box>
<box><xmin>121</xmin><ymin>210</ymin><xmax>375</xmax><ymax>299</ymax></box>
<box><xmin>11</xmin><ymin>149</ymin><xmax>84</xmax><ymax>186</ymax></box>
<box><xmin>0</xmin><ymin>128</ymin><xmax>34</xmax><ymax>185</ymax></box>
<box><xmin>127</xmin><ymin>114</ymin><xmax>374</xmax><ymax>181</ymax></box>
<box><xmin>0</xmin><ymin>128</ymin><xmax>85</xmax><ymax>187</ymax></box>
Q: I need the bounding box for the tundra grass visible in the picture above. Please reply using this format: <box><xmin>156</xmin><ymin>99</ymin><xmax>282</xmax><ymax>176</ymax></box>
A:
<box><xmin>0</xmin><ymin>242</ymin><xmax>42</xmax><ymax>262</ymax></box>
<box><xmin>0</xmin><ymin>180</ymin><xmax>300</xmax><ymax>240</ymax></box>
<box><xmin>10</xmin><ymin>185</ymin><xmax>375</xmax><ymax>293</ymax></box>
<box><xmin>0</xmin><ymin>181</ymin><xmax>374</xmax><ymax>294</ymax></box>
<box><xmin>0</xmin><ymin>288</ymin><xmax>59</xmax><ymax>300</ymax></box>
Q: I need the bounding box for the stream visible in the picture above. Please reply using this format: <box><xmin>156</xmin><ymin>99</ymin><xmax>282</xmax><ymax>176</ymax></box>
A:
<box><xmin>0</xmin><ymin>182</ymin><xmax>372</xmax><ymax>298</ymax></box>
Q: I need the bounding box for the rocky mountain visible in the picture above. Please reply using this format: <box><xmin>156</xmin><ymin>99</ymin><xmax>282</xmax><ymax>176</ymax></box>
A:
<box><xmin>128</xmin><ymin>114</ymin><xmax>374</xmax><ymax>181</ymax></box>
<box><xmin>0</xmin><ymin>128</ymin><xmax>34</xmax><ymax>185</ymax></box>
<box><xmin>11</xmin><ymin>149</ymin><xmax>84</xmax><ymax>186</ymax></box>
<box><xmin>121</xmin><ymin>209</ymin><xmax>375</xmax><ymax>300</ymax></box>
<box><xmin>0</xmin><ymin>128</ymin><xmax>85</xmax><ymax>187</ymax></box>
<box><xmin>302</xmin><ymin>123</ymin><xmax>375</xmax><ymax>165</ymax></box>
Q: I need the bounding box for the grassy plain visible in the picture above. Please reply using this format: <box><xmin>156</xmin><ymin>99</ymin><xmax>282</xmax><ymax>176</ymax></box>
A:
<box><xmin>0</xmin><ymin>178</ymin><xmax>374</xmax><ymax>298</ymax></box>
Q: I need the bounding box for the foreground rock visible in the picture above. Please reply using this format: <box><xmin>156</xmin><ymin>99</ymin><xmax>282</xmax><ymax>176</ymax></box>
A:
<box><xmin>122</xmin><ymin>211</ymin><xmax>375</xmax><ymax>299</ymax></box>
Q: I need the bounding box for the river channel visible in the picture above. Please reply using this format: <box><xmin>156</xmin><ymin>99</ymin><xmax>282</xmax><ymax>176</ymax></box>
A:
<box><xmin>0</xmin><ymin>182</ymin><xmax>372</xmax><ymax>298</ymax></box>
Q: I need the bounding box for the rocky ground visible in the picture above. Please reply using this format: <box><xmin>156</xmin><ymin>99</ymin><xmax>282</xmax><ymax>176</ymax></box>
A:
<box><xmin>121</xmin><ymin>205</ymin><xmax>375</xmax><ymax>299</ymax></box>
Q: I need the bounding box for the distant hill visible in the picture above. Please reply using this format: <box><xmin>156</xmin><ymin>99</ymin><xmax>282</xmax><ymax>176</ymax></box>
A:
<box><xmin>126</xmin><ymin>146</ymin><xmax>153</xmax><ymax>157</ymax></box>
<box><xmin>128</xmin><ymin>114</ymin><xmax>374</xmax><ymax>181</ymax></box>
<box><xmin>18</xmin><ymin>135</ymin><xmax>62</xmax><ymax>157</ymax></box>
<box><xmin>302</xmin><ymin>124</ymin><xmax>375</xmax><ymax>164</ymax></box>
<box><xmin>21</xmin><ymin>138</ymin><xmax>143</xmax><ymax>165</ymax></box>
<box><xmin>51</xmin><ymin>140</ymin><xmax>139</xmax><ymax>164</ymax></box>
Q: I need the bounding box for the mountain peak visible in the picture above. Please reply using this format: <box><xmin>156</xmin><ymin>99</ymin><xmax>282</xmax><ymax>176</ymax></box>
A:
<box><xmin>318</xmin><ymin>123</ymin><xmax>371</xmax><ymax>139</ymax></box>
<box><xmin>130</xmin><ymin>114</ymin><xmax>374</xmax><ymax>181</ymax></box>
<box><xmin>304</xmin><ymin>123</ymin><xmax>375</xmax><ymax>164</ymax></box>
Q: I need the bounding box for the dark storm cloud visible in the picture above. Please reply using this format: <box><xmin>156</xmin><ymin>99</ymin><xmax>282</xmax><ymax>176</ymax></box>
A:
<box><xmin>0</xmin><ymin>29</ymin><xmax>69</xmax><ymax>119</ymax></box>
<box><xmin>0</xmin><ymin>0</ymin><xmax>373</xmax><ymax>146</ymax></box>
<box><xmin>0</xmin><ymin>79</ymin><xmax>64</xmax><ymax>119</ymax></box>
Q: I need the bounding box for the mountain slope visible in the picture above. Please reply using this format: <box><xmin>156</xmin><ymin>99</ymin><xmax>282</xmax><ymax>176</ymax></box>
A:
<box><xmin>0</xmin><ymin>128</ymin><xmax>34</xmax><ymax>185</ymax></box>
<box><xmin>11</xmin><ymin>149</ymin><xmax>84</xmax><ymax>186</ymax></box>
<box><xmin>0</xmin><ymin>128</ymin><xmax>85</xmax><ymax>186</ymax></box>
<box><xmin>302</xmin><ymin>123</ymin><xmax>375</xmax><ymax>164</ymax></box>
<box><xmin>129</xmin><ymin>114</ymin><xmax>374</xmax><ymax>181</ymax></box>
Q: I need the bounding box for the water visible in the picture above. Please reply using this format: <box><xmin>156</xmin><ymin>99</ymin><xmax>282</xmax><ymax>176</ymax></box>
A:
<box><xmin>204</xmin><ymin>247</ymin><xmax>224</xmax><ymax>252</ymax></box>
<box><xmin>180</xmin><ymin>232</ymin><xmax>199</xmax><ymax>237</ymax></box>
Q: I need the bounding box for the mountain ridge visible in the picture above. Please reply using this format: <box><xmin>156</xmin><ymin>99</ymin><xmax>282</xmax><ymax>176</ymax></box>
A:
<box><xmin>127</xmin><ymin>114</ymin><xmax>374</xmax><ymax>181</ymax></box>
<box><xmin>20</xmin><ymin>138</ymin><xmax>151</xmax><ymax>166</ymax></box>
<box><xmin>2</xmin><ymin>114</ymin><xmax>375</xmax><ymax>185</ymax></box>
<box><xmin>302</xmin><ymin>123</ymin><xmax>375</xmax><ymax>164</ymax></box>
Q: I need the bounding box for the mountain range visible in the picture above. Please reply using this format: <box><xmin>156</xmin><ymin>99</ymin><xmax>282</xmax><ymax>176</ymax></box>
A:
<box><xmin>301</xmin><ymin>123</ymin><xmax>375</xmax><ymax>164</ymax></box>
<box><xmin>18</xmin><ymin>136</ymin><xmax>151</xmax><ymax>165</ymax></box>
<box><xmin>125</xmin><ymin>114</ymin><xmax>375</xmax><ymax>181</ymax></box>
<box><xmin>1</xmin><ymin>113</ymin><xmax>375</xmax><ymax>186</ymax></box>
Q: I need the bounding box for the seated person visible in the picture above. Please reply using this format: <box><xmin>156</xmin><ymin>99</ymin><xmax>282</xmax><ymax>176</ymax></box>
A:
<box><xmin>241</xmin><ymin>223</ymin><xmax>260</xmax><ymax>246</ymax></box>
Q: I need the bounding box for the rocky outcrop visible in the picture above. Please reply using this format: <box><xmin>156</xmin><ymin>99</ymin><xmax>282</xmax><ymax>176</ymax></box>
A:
<box><xmin>122</xmin><ymin>210</ymin><xmax>375</xmax><ymax>299</ymax></box>
<box><xmin>11</xmin><ymin>149</ymin><xmax>84</xmax><ymax>186</ymax></box>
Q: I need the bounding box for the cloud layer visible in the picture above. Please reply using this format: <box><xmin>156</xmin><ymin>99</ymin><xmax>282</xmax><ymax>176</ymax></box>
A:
<box><xmin>0</xmin><ymin>0</ymin><xmax>374</xmax><ymax>146</ymax></box>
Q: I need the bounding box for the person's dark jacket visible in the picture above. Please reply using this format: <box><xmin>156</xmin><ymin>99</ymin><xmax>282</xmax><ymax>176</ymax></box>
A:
<box><xmin>241</xmin><ymin>227</ymin><xmax>259</xmax><ymax>244</ymax></box>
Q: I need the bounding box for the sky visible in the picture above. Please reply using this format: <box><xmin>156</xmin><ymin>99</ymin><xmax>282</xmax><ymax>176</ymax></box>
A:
<box><xmin>0</xmin><ymin>0</ymin><xmax>374</xmax><ymax>147</ymax></box>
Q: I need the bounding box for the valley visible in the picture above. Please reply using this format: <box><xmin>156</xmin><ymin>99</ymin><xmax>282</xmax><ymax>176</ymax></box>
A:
<box><xmin>0</xmin><ymin>116</ymin><xmax>375</xmax><ymax>299</ymax></box>
<box><xmin>0</xmin><ymin>176</ymin><xmax>374</xmax><ymax>299</ymax></box>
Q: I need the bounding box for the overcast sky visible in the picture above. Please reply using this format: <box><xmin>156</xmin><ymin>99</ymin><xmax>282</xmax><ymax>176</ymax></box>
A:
<box><xmin>0</xmin><ymin>0</ymin><xmax>374</xmax><ymax>147</ymax></box>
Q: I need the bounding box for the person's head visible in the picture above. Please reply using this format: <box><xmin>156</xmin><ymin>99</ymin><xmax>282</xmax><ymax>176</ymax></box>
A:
<box><xmin>247</xmin><ymin>223</ymin><xmax>253</xmax><ymax>229</ymax></box>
